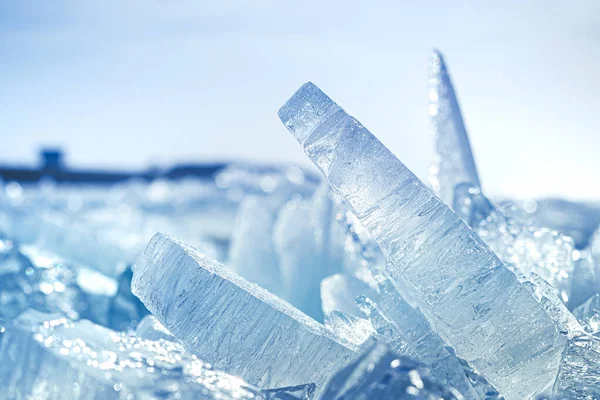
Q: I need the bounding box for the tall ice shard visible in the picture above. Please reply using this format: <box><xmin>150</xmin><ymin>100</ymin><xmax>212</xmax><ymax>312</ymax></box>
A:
<box><xmin>278</xmin><ymin>82</ymin><xmax>566</xmax><ymax>399</ymax></box>
<box><xmin>132</xmin><ymin>233</ymin><xmax>355</xmax><ymax>393</ymax></box>
<box><xmin>428</xmin><ymin>49</ymin><xmax>481</xmax><ymax>205</ymax></box>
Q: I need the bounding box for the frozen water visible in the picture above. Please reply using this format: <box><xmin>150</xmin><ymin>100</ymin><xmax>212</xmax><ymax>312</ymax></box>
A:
<box><xmin>107</xmin><ymin>266</ymin><xmax>149</xmax><ymax>331</ymax></box>
<box><xmin>279</xmin><ymin>82</ymin><xmax>566</xmax><ymax>399</ymax></box>
<box><xmin>0</xmin><ymin>310</ymin><xmax>267</xmax><ymax>400</ymax></box>
<box><xmin>324</xmin><ymin>310</ymin><xmax>374</xmax><ymax>346</ymax></box>
<box><xmin>135</xmin><ymin>315</ymin><xmax>178</xmax><ymax>342</ymax></box>
<box><xmin>227</xmin><ymin>196</ymin><xmax>285</xmax><ymax>295</ymax></box>
<box><xmin>320</xmin><ymin>340</ymin><xmax>462</xmax><ymax>400</ymax></box>
<box><xmin>273</xmin><ymin>182</ymin><xmax>345</xmax><ymax>320</ymax></box>
<box><xmin>553</xmin><ymin>334</ymin><xmax>600</xmax><ymax>399</ymax></box>
<box><xmin>476</xmin><ymin>204</ymin><xmax>575</xmax><ymax>302</ymax></box>
<box><xmin>428</xmin><ymin>49</ymin><xmax>481</xmax><ymax>206</ymax></box>
<box><xmin>0</xmin><ymin>239</ymin><xmax>116</xmax><ymax>325</ymax></box>
<box><xmin>573</xmin><ymin>294</ymin><xmax>600</xmax><ymax>334</ymax></box>
<box><xmin>320</xmin><ymin>273</ymin><xmax>379</xmax><ymax>318</ymax></box>
<box><xmin>371</xmin><ymin>279</ymin><xmax>480</xmax><ymax>398</ymax></box>
<box><xmin>132</xmin><ymin>232</ymin><xmax>356</xmax><ymax>393</ymax></box>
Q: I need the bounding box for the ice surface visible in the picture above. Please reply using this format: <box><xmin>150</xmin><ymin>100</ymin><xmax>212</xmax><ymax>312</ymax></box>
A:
<box><xmin>273</xmin><ymin>182</ymin><xmax>345</xmax><ymax>320</ymax></box>
<box><xmin>372</xmin><ymin>279</ymin><xmax>480</xmax><ymax>398</ymax></box>
<box><xmin>553</xmin><ymin>334</ymin><xmax>600</xmax><ymax>399</ymax></box>
<box><xmin>132</xmin><ymin>232</ymin><xmax>355</xmax><ymax>392</ymax></box>
<box><xmin>0</xmin><ymin>239</ymin><xmax>115</xmax><ymax>325</ymax></box>
<box><xmin>573</xmin><ymin>294</ymin><xmax>600</xmax><ymax>334</ymax></box>
<box><xmin>279</xmin><ymin>82</ymin><xmax>566</xmax><ymax>399</ymax></box>
<box><xmin>107</xmin><ymin>266</ymin><xmax>149</xmax><ymax>331</ymax></box>
<box><xmin>476</xmin><ymin>204</ymin><xmax>575</xmax><ymax>302</ymax></box>
<box><xmin>531</xmin><ymin>199</ymin><xmax>600</xmax><ymax>249</ymax></box>
<box><xmin>320</xmin><ymin>340</ymin><xmax>462</xmax><ymax>400</ymax></box>
<box><xmin>228</xmin><ymin>196</ymin><xmax>285</xmax><ymax>295</ymax></box>
<box><xmin>0</xmin><ymin>310</ymin><xmax>268</xmax><ymax>400</ymax></box>
<box><xmin>320</xmin><ymin>273</ymin><xmax>379</xmax><ymax>318</ymax></box>
<box><xmin>324</xmin><ymin>310</ymin><xmax>374</xmax><ymax>346</ymax></box>
<box><xmin>522</xmin><ymin>273</ymin><xmax>582</xmax><ymax>338</ymax></box>
<box><xmin>135</xmin><ymin>315</ymin><xmax>178</xmax><ymax>342</ymax></box>
<box><xmin>568</xmin><ymin>251</ymin><xmax>598</xmax><ymax>310</ymax></box>
<box><xmin>428</xmin><ymin>49</ymin><xmax>481</xmax><ymax>206</ymax></box>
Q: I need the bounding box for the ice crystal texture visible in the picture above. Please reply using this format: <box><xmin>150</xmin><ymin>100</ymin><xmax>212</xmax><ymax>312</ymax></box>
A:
<box><xmin>0</xmin><ymin>310</ymin><xmax>271</xmax><ymax>399</ymax></box>
<box><xmin>278</xmin><ymin>81</ymin><xmax>566</xmax><ymax>399</ymax></box>
<box><xmin>132</xmin><ymin>232</ymin><xmax>355</xmax><ymax>392</ymax></box>
<box><xmin>0</xmin><ymin>50</ymin><xmax>599</xmax><ymax>400</ymax></box>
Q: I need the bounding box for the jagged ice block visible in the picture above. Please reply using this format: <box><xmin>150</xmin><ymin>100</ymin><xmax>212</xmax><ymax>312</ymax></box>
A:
<box><xmin>278</xmin><ymin>82</ymin><xmax>566</xmax><ymax>399</ymax></box>
<box><xmin>132</xmin><ymin>233</ymin><xmax>355</xmax><ymax>393</ymax></box>
<box><xmin>0</xmin><ymin>310</ymin><xmax>266</xmax><ymax>400</ymax></box>
<box><xmin>428</xmin><ymin>49</ymin><xmax>481</xmax><ymax>205</ymax></box>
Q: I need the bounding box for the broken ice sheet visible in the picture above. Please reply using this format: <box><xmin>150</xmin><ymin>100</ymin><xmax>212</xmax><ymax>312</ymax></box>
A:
<box><xmin>0</xmin><ymin>238</ymin><xmax>116</xmax><ymax>325</ymax></box>
<box><xmin>273</xmin><ymin>182</ymin><xmax>345</xmax><ymax>320</ymax></box>
<box><xmin>0</xmin><ymin>310</ymin><xmax>266</xmax><ymax>400</ymax></box>
<box><xmin>573</xmin><ymin>294</ymin><xmax>600</xmax><ymax>334</ymax></box>
<box><xmin>553</xmin><ymin>334</ymin><xmax>600</xmax><ymax>399</ymax></box>
<box><xmin>320</xmin><ymin>340</ymin><xmax>462</xmax><ymax>400</ymax></box>
<box><xmin>428</xmin><ymin>49</ymin><xmax>481</xmax><ymax>206</ymax></box>
<box><xmin>368</xmin><ymin>279</ymin><xmax>481</xmax><ymax>399</ymax></box>
<box><xmin>324</xmin><ymin>310</ymin><xmax>374</xmax><ymax>346</ymax></box>
<box><xmin>136</xmin><ymin>315</ymin><xmax>179</xmax><ymax>342</ymax></box>
<box><xmin>132</xmin><ymin>232</ymin><xmax>355</xmax><ymax>393</ymax></box>
<box><xmin>279</xmin><ymin>82</ymin><xmax>566</xmax><ymax>399</ymax></box>
<box><xmin>320</xmin><ymin>273</ymin><xmax>379</xmax><ymax>318</ymax></box>
<box><xmin>476</xmin><ymin>204</ymin><xmax>575</xmax><ymax>302</ymax></box>
<box><xmin>428</xmin><ymin>50</ymin><xmax>577</xmax><ymax>303</ymax></box>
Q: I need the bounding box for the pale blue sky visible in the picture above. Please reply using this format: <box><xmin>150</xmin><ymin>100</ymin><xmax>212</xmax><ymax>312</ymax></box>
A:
<box><xmin>1</xmin><ymin>1</ymin><xmax>599</xmax><ymax>199</ymax></box>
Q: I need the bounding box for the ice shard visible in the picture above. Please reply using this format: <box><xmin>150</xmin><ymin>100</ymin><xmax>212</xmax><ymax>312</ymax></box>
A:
<box><xmin>320</xmin><ymin>340</ymin><xmax>461</xmax><ymax>400</ymax></box>
<box><xmin>107</xmin><ymin>266</ymin><xmax>149</xmax><ymax>331</ymax></box>
<box><xmin>324</xmin><ymin>310</ymin><xmax>374</xmax><ymax>346</ymax></box>
<box><xmin>372</xmin><ymin>279</ymin><xmax>480</xmax><ymax>398</ymax></box>
<box><xmin>279</xmin><ymin>82</ymin><xmax>566</xmax><ymax>399</ymax></box>
<box><xmin>273</xmin><ymin>182</ymin><xmax>345</xmax><ymax>320</ymax></box>
<box><xmin>573</xmin><ymin>294</ymin><xmax>600</xmax><ymax>334</ymax></box>
<box><xmin>228</xmin><ymin>196</ymin><xmax>284</xmax><ymax>295</ymax></box>
<box><xmin>132</xmin><ymin>233</ymin><xmax>356</xmax><ymax>392</ymax></box>
<box><xmin>0</xmin><ymin>239</ymin><xmax>116</xmax><ymax>325</ymax></box>
<box><xmin>0</xmin><ymin>310</ymin><xmax>267</xmax><ymax>400</ymax></box>
<box><xmin>553</xmin><ymin>334</ymin><xmax>600</xmax><ymax>399</ymax></box>
<box><xmin>428</xmin><ymin>49</ymin><xmax>481</xmax><ymax>205</ymax></box>
<box><xmin>321</xmin><ymin>273</ymin><xmax>379</xmax><ymax>318</ymax></box>
<box><xmin>476</xmin><ymin>204</ymin><xmax>575</xmax><ymax>302</ymax></box>
<box><xmin>136</xmin><ymin>315</ymin><xmax>179</xmax><ymax>342</ymax></box>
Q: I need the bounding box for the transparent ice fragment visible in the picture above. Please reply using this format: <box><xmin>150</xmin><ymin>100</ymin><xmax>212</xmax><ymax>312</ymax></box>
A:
<box><xmin>261</xmin><ymin>383</ymin><xmax>316</xmax><ymax>400</ymax></box>
<box><xmin>552</xmin><ymin>334</ymin><xmax>600</xmax><ymax>399</ymax></box>
<box><xmin>273</xmin><ymin>182</ymin><xmax>345</xmax><ymax>320</ymax></box>
<box><xmin>321</xmin><ymin>273</ymin><xmax>379</xmax><ymax>318</ymax></box>
<box><xmin>0</xmin><ymin>310</ymin><xmax>267</xmax><ymax>400</ymax></box>
<box><xmin>107</xmin><ymin>266</ymin><xmax>149</xmax><ymax>331</ymax></box>
<box><xmin>568</xmin><ymin>251</ymin><xmax>597</xmax><ymax>310</ymax></box>
<box><xmin>228</xmin><ymin>196</ymin><xmax>284</xmax><ymax>295</ymax></box>
<box><xmin>324</xmin><ymin>310</ymin><xmax>374</xmax><ymax>346</ymax></box>
<box><xmin>573</xmin><ymin>294</ymin><xmax>600</xmax><ymax>334</ymax></box>
<box><xmin>372</xmin><ymin>279</ymin><xmax>480</xmax><ymax>398</ymax></box>
<box><xmin>531</xmin><ymin>199</ymin><xmax>600</xmax><ymax>249</ymax></box>
<box><xmin>279</xmin><ymin>82</ymin><xmax>566</xmax><ymax>399</ymax></box>
<box><xmin>0</xmin><ymin>240</ymin><xmax>115</xmax><ymax>324</ymax></box>
<box><xmin>522</xmin><ymin>273</ymin><xmax>583</xmax><ymax>338</ymax></box>
<box><xmin>320</xmin><ymin>340</ymin><xmax>462</xmax><ymax>400</ymax></box>
<box><xmin>477</xmin><ymin>205</ymin><xmax>575</xmax><ymax>302</ymax></box>
<box><xmin>132</xmin><ymin>233</ymin><xmax>356</xmax><ymax>392</ymax></box>
<box><xmin>136</xmin><ymin>315</ymin><xmax>178</xmax><ymax>343</ymax></box>
<box><xmin>428</xmin><ymin>49</ymin><xmax>481</xmax><ymax>206</ymax></box>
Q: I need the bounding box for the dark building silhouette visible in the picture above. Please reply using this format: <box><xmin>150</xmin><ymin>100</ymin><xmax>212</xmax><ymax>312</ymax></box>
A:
<box><xmin>0</xmin><ymin>148</ymin><xmax>225</xmax><ymax>184</ymax></box>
